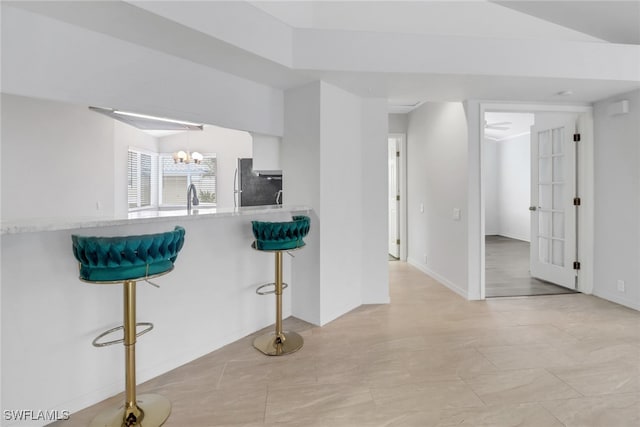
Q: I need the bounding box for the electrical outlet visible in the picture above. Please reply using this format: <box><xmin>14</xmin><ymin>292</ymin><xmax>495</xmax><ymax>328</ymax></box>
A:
<box><xmin>453</xmin><ymin>208</ymin><xmax>461</xmax><ymax>221</ymax></box>
<box><xmin>420</xmin><ymin>203</ymin><xmax>424</xmax><ymax>213</ymax></box>
<box><xmin>617</xmin><ymin>280</ymin><xmax>625</xmax><ymax>292</ymax></box>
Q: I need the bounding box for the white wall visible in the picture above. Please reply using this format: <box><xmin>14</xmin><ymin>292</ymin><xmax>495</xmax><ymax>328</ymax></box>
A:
<box><xmin>158</xmin><ymin>126</ymin><xmax>252</xmax><ymax>209</ymax></box>
<box><xmin>282</xmin><ymin>82</ymin><xmax>322</xmax><ymax>325</ymax></box>
<box><xmin>388</xmin><ymin>113</ymin><xmax>408</xmax><ymax>134</ymax></box>
<box><xmin>484</xmin><ymin>133</ymin><xmax>531</xmax><ymax>241</ymax></box>
<box><xmin>407</xmin><ymin>102</ymin><xmax>469</xmax><ymax>297</ymax></box>
<box><xmin>485</xmin><ymin>133</ymin><xmax>531</xmax><ymax>241</ymax></box>
<box><xmin>2</xmin><ymin>5</ymin><xmax>284</xmax><ymax>137</ymax></box>
<box><xmin>1</xmin><ymin>94</ymin><xmax>116</xmax><ymax>220</ymax></box>
<box><xmin>361</xmin><ymin>98</ymin><xmax>391</xmax><ymax>304</ymax></box>
<box><xmin>319</xmin><ymin>82</ymin><xmax>364</xmax><ymax>322</ymax></box>
<box><xmin>484</xmin><ymin>140</ymin><xmax>500</xmax><ymax>235</ymax></box>
<box><xmin>498</xmin><ymin>133</ymin><xmax>531</xmax><ymax>241</ymax></box>
<box><xmin>593</xmin><ymin>89</ymin><xmax>640</xmax><ymax>310</ymax></box>
<box><xmin>283</xmin><ymin>81</ymin><xmax>389</xmax><ymax>325</ymax></box>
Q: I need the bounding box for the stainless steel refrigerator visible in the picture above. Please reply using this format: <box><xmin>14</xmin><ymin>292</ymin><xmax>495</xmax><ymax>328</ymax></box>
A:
<box><xmin>234</xmin><ymin>158</ymin><xmax>282</xmax><ymax>207</ymax></box>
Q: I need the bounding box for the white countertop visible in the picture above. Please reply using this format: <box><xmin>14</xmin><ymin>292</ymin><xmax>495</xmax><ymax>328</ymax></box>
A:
<box><xmin>1</xmin><ymin>205</ymin><xmax>312</xmax><ymax>235</ymax></box>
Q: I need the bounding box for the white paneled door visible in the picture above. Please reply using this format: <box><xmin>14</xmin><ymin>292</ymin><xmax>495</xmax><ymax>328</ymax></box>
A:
<box><xmin>530</xmin><ymin>114</ymin><xmax>578</xmax><ymax>289</ymax></box>
<box><xmin>388</xmin><ymin>137</ymin><xmax>400</xmax><ymax>258</ymax></box>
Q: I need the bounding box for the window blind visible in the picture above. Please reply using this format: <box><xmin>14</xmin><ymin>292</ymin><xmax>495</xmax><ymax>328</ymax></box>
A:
<box><xmin>127</xmin><ymin>149</ymin><xmax>153</xmax><ymax>208</ymax></box>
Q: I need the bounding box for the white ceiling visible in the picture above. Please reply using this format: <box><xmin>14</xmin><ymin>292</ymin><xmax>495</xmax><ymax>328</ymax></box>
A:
<box><xmin>484</xmin><ymin>112</ymin><xmax>535</xmax><ymax>141</ymax></box>
<box><xmin>494</xmin><ymin>1</ymin><xmax>640</xmax><ymax>45</ymax></box>
<box><xmin>251</xmin><ymin>1</ymin><xmax>639</xmax><ymax>45</ymax></box>
<box><xmin>5</xmin><ymin>0</ymin><xmax>640</xmax><ymax>109</ymax></box>
<box><xmin>250</xmin><ymin>1</ymin><xmax>607</xmax><ymax>42</ymax></box>
<box><xmin>249</xmin><ymin>0</ymin><xmax>640</xmax><ymax>109</ymax></box>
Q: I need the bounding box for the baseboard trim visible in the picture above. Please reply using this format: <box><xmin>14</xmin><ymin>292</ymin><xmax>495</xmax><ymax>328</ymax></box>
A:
<box><xmin>407</xmin><ymin>257</ymin><xmax>468</xmax><ymax>299</ymax></box>
<box><xmin>592</xmin><ymin>289</ymin><xmax>640</xmax><ymax>311</ymax></box>
<box><xmin>496</xmin><ymin>233</ymin><xmax>530</xmax><ymax>243</ymax></box>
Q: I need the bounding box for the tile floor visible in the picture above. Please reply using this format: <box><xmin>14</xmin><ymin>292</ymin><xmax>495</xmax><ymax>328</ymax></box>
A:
<box><xmin>51</xmin><ymin>262</ymin><xmax>639</xmax><ymax>427</ymax></box>
<box><xmin>485</xmin><ymin>235</ymin><xmax>577</xmax><ymax>297</ymax></box>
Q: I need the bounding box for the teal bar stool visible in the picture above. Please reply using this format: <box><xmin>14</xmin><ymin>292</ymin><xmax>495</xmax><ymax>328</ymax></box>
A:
<box><xmin>251</xmin><ymin>215</ymin><xmax>310</xmax><ymax>356</ymax></box>
<box><xmin>71</xmin><ymin>226</ymin><xmax>185</xmax><ymax>427</ymax></box>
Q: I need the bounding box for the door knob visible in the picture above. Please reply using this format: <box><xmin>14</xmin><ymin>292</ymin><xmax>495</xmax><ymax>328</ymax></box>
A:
<box><xmin>529</xmin><ymin>206</ymin><xmax>537</xmax><ymax>211</ymax></box>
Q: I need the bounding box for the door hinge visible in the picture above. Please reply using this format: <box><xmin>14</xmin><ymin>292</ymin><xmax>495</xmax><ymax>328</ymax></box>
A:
<box><xmin>573</xmin><ymin>133</ymin><xmax>581</xmax><ymax>142</ymax></box>
<box><xmin>396</xmin><ymin>195</ymin><xmax>400</xmax><ymax>201</ymax></box>
<box><xmin>573</xmin><ymin>197</ymin><xmax>581</xmax><ymax>206</ymax></box>
<box><xmin>396</xmin><ymin>239</ymin><xmax>400</xmax><ymax>245</ymax></box>
<box><xmin>396</xmin><ymin>151</ymin><xmax>400</xmax><ymax>157</ymax></box>
<box><xmin>573</xmin><ymin>261</ymin><xmax>581</xmax><ymax>270</ymax></box>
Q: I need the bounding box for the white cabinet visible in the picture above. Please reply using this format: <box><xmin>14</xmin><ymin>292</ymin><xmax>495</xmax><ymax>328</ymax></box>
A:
<box><xmin>251</xmin><ymin>133</ymin><xmax>281</xmax><ymax>172</ymax></box>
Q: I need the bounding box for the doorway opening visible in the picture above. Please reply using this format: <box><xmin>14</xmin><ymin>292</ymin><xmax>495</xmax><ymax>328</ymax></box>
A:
<box><xmin>483</xmin><ymin>111</ymin><xmax>579</xmax><ymax>298</ymax></box>
<box><xmin>388</xmin><ymin>134</ymin><xmax>407</xmax><ymax>262</ymax></box>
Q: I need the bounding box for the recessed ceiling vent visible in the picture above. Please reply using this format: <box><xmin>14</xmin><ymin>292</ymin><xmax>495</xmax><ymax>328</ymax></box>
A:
<box><xmin>89</xmin><ymin>106</ymin><xmax>203</xmax><ymax>131</ymax></box>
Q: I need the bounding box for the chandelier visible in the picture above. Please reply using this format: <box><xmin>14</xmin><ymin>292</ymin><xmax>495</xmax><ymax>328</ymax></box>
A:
<box><xmin>172</xmin><ymin>150</ymin><xmax>203</xmax><ymax>164</ymax></box>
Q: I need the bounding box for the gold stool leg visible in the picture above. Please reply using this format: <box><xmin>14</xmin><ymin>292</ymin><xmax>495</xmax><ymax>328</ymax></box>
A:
<box><xmin>253</xmin><ymin>251</ymin><xmax>304</xmax><ymax>356</ymax></box>
<box><xmin>90</xmin><ymin>280</ymin><xmax>171</xmax><ymax>427</ymax></box>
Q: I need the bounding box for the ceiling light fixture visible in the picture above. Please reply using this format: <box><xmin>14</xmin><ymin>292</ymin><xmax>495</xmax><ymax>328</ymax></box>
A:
<box><xmin>172</xmin><ymin>132</ymin><xmax>204</xmax><ymax>165</ymax></box>
<box><xmin>111</xmin><ymin>110</ymin><xmax>203</xmax><ymax>128</ymax></box>
<box><xmin>89</xmin><ymin>106</ymin><xmax>204</xmax><ymax>131</ymax></box>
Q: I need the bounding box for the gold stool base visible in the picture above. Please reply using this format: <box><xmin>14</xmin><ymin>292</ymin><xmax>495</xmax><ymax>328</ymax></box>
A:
<box><xmin>89</xmin><ymin>394</ymin><xmax>171</xmax><ymax>427</ymax></box>
<box><xmin>253</xmin><ymin>331</ymin><xmax>303</xmax><ymax>356</ymax></box>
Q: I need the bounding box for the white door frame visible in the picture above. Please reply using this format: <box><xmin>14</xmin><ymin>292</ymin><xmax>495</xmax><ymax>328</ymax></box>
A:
<box><xmin>467</xmin><ymin>102</ymin><xmax>594</xmax><ymax>300</ymax></box>
<box><xmin>389</xmin><ymin>133</ymin><xmax>408</xmax><ymax>261</ymax></box>
<box><xmin>388</xmin><ymin>137</ymin><xmax>400</xmax><ymax>258</ymax></box>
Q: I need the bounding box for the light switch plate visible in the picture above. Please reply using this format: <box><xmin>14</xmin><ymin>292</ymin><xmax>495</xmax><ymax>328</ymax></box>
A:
<box><xmin>453</xmin><ymin>208</ymin><xmax>461</xmax><ymax>221</ymax></box>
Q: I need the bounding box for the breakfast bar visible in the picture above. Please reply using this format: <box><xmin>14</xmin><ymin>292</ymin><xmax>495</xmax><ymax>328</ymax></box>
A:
<box><xmin>1</xmin><ymin>205</ymin><xmax>312</xmax><ymax>424</ymax></box>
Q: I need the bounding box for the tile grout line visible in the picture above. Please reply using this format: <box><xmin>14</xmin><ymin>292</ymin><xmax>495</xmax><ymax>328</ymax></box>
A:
<box><xmin>215</xmin><ymin>361</ymin><xmax>228</xmax><ymax>390</ymax></box>
<box><xmin>539</xmin><ymin>401</ymin><xmax>569</xmax><ymax>427</ymax></box>
<box><xmin>544</xmin><ymin>367</ymin><xmax>586</xmax><ymax>398</ymax></box>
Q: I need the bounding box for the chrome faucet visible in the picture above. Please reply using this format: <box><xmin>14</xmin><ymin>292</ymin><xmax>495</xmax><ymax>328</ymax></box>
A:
<box><xmin>187</xmin><ymin>183</ymin><xmax>199</xmax><ymax>213</ymax></box>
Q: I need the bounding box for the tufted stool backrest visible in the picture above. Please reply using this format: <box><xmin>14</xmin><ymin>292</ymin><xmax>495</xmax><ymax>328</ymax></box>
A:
<box><xmin>251</xmin><ymin>215</ymin><xmax>310</xmax><ymax>251</ymax></box>
<box><xmin>72</xmin><ymin>226</ymin><xmax>185</xmax><ymax>282</ymax></box>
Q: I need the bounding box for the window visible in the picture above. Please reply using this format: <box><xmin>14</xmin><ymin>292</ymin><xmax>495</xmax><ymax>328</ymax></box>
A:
<box><xmin>128</xmin><ymin>149</ymin><xmax>154</xmax><ymax>208</ymax></box>
<box><xmin>128</xmin><ymin>149</ymin><xmax>217</xmax><ymax>210</ymax></box>
<box><xmin>159</xmin><ymin>154</ymin><xmax>217</xmax><ymax>205</ymax></box>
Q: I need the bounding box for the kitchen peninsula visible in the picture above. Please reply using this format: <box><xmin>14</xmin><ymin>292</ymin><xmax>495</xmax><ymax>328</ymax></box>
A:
<box><xmin>1</xmin><ymin>204</ymin><xmax>309</xmax><ymax>235</ymax></box>
<box><xmin>1</xmin><ymin>204</ymin><xmax>312</xmax><ymax>423</ymax></box>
